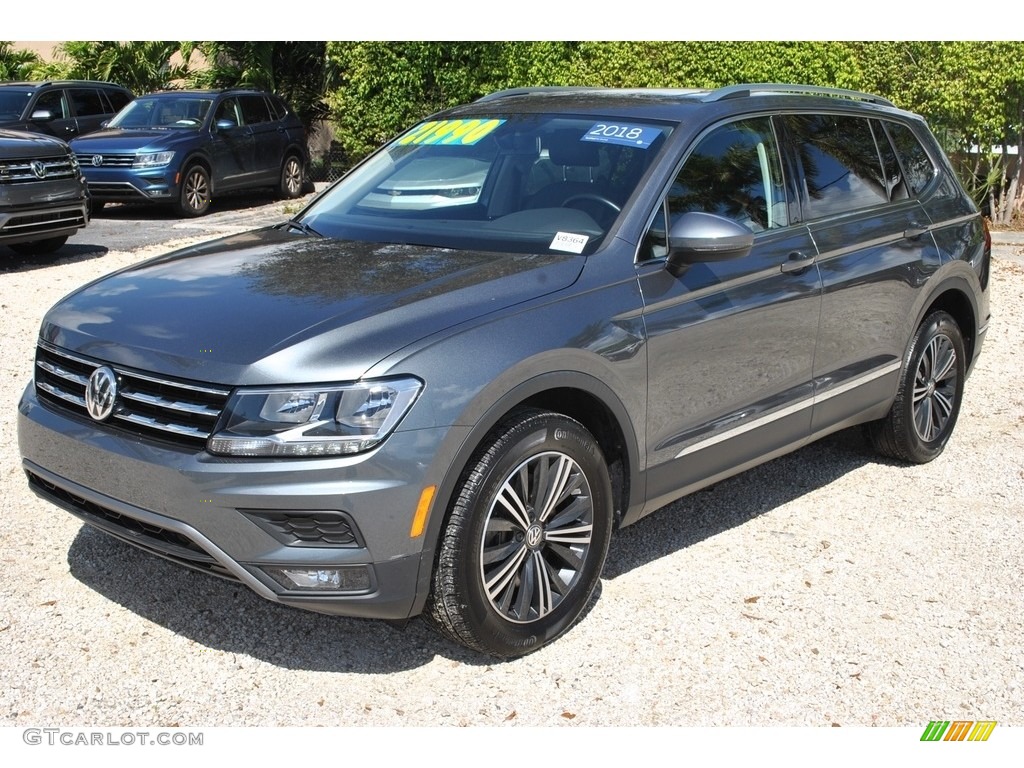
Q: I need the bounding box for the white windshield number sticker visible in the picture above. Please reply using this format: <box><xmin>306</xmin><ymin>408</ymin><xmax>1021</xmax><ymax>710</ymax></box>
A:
<box><xmin>551</xmin><ymin>232</ymin><xmax>589</xmax><ymax>254</ymax></box>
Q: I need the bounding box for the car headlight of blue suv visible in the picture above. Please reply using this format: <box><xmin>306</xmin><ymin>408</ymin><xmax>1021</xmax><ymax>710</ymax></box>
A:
<box><xmin>133</xmin><ymin>151</ymin><xmax>175</xmax><ymax>168</ymax></box>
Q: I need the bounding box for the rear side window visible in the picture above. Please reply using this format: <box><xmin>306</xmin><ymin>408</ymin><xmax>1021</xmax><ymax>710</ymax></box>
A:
<box><xmin>785</xmin><ymin>114</ymin><xmax>889</xmax><ymax>219</ymax></box>
<box><xmin>69</xmin><ymin>88</ymin><xmax>105</xmax><ymax>117</ymax></box>
<box><xmin>885</xmin><ymin>121</ymin><xmax>937</xmax><ymax>196</ymax></box>
<box><xmin>240</xmin><ymin>95</ymin><xmax>271</xmax><ymax>125</ymax></box>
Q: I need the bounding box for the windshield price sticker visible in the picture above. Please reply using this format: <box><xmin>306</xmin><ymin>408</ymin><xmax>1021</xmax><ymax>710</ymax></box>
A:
<box><xmin>582</xmin><ymin>123</ymin><xmax>660</xmax><ymax>149</ymax></box>
<box><xmin>550</xmin><ymin>232</ymin><xmax>589</xmax><ymax>254</ymax></box>
<box><xmin>397</xmin><ymin>118</ymin><xmax>506</xmax><ymax>146</ymax></box>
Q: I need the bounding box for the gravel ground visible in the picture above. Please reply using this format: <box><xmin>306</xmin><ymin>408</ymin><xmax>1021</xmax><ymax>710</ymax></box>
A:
<box><xmin>1</xmin><ymin>211</ymin><xmax>1021</xmax><ymax>729</ymax></box>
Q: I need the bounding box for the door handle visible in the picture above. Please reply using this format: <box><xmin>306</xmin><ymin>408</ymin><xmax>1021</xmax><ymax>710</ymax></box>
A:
<box><xmin>780</xmin><ymin>251</ymin><xmax>816</xmax><ymax>274</ymax></box>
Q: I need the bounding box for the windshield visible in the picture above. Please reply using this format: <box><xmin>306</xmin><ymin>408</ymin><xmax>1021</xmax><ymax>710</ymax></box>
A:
<box><xmin>109</xmin><ymin>96</ymin><xmax>213</xmax><ymax>129</ymax></box>
<box><xmin>0</xmin><ymin>89</ymin><xmax>32</xmax><ymax>121</ymax></box>
<box><xmin>301</xmin><ymin>113</ymin><xmax>672</xmax><ymax>255</ymax></box>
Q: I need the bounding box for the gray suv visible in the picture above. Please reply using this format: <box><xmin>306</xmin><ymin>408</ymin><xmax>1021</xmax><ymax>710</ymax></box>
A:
<box><xmin>18</xmin><ymin>84</ymin><xmax>990</xmax><ymax>656</ymax></box>
<box><xmin>1</xmin><ymin>128</ymin><xmax>88</xmax><ymax>254</ymax></box>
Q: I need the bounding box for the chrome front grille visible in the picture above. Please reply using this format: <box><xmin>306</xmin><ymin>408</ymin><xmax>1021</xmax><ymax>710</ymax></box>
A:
<box><xmin>0</xmin><ymin>155</ymin><xmax>79</xmax><ymax>184</ymax></box>
<box><xmin>34</xmin><ymin>342</ymin><xmax>231</xmax><ymax>450</ymax></box>
<box><xmin>75</xmin><ymin>152</ymin><xmax>135</xmax><ymax>167</ymax></box>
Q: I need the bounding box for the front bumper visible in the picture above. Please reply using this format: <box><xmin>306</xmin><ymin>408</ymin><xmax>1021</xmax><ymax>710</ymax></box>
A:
<box><xmin>81</xmin><ymin>166</ymin><xmax>178</xmax><ymax>203</ymax></box>
<box><xmin>18</xmin><ymin>383</ymin><xmax>458</xmax><ymax>620</ymax></box>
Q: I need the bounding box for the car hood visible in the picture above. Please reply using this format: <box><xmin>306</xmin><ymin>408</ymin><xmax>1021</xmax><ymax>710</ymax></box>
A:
<box><xmin>39</xmin><ymin>227</ymin><xmax>584</xmax><ymax>385</ymax></box>
<box><xmin>70</xmin><ymin>128</ymin><xmax>196</xmax><ymax>153</ymax></box>
<box><xmin>0</xmin><ymin>128</ymin><xmax>70</xmax><ymax>156</ymax></box>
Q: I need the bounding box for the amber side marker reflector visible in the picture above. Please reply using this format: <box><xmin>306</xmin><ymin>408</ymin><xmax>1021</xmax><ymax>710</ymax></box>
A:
<box><xmin>410</xmin><ymin>485</ymin><xmax>436</xmax><ymax>538</ymax></box>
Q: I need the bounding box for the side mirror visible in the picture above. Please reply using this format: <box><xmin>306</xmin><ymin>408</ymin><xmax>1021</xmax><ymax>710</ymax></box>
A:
<box><xmin>666</xmin><ymin>212</ymin><xmax>754</xmax><ymax>277</ymax></box>
<box><xmin>100</xmin><ymin>119</ymin><xmax>110</xmax><ymax>128</ymax></box>
<box><xmin>30</xmin><ymin>109</ymin><xmax>56</xmax><ymax>122</ymax></box>
<box><xmin>215</xmin><ymin>119</ymin><xmax>237</xmax><ymax>132</ymax></box>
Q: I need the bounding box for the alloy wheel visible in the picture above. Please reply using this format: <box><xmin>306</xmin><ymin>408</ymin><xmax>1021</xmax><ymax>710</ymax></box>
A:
<box><xmin>479</xmin><ymin>451</ymin><xmax>594</xmax><ymax>624</ymax></box>
<box><xmin>912</xmin><ymin>332</ymin><xmax>958</xmax><ymax>442</ymax></box>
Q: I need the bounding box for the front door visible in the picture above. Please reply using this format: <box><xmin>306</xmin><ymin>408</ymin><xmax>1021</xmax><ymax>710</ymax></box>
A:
<box><xmin>638</xmin><ymin>116</ymin><xmax>822</xmax><ymax>514</ymax></box>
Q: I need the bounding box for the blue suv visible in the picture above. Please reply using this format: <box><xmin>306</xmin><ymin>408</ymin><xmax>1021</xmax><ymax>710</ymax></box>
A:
<box><xmin>69</xmin><ymin>89</ymin><xmax>308</xmax><ymax>217</ymax></box>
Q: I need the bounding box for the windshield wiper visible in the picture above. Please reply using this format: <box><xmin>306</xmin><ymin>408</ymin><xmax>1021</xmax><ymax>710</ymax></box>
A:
<box><xmin>279</xmin><ymin>220</ymin><xmax>322</xmax><ymax>237</ymax></box>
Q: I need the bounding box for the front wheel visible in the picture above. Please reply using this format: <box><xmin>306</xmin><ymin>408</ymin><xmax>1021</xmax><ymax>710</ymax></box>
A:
<box><xmin>865</xmin><ymin>310</ymin><xmax>966</xmax><ymax>463</ymax></box>
<box><xmin>425</xmin><ymin>409</ymin><xmax>613</xmax><ymax>657</ymax></box>
<box><xmin>176</xmin><ymin>164</ymin><xmax>211</xmax><ymax>217</ymax></box>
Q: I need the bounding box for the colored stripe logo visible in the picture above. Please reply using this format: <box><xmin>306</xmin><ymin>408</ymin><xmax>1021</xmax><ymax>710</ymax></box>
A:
<box><xmin>921</xmin><ymin>720</ymin><xmax>997</xmax><ymax>741</ymax></box>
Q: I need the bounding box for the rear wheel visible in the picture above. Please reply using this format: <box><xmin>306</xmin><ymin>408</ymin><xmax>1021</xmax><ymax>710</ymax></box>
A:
<box><xmin>8</xmin><ymin>235</ymin><xmax>68</xmax><ymax>255</ymax></box>
<box><xmin>278</xmin><ymin>154</ymin><xmax>304</xmax><ymax>199</ymax></box>
<box><xmin>176</xmin><ymin>164</ymin><xmax>210</xmax><ymax>217</ymax></box>
<box><xmin>866</xmin><ymin>310</ymin><xmax>965</xmax><ymax>463</ymax></box>
<box><xmin>425</xmin><ymin>409</ymin><xmax>613</xmax><ymax>657</ymax></box>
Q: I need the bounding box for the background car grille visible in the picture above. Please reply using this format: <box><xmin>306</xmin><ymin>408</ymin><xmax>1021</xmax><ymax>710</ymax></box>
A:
<box><xmin>0</xmin><ymin>208</ymin><xmax>85</xmax><ymax>237</ymax></box>
<box><xmin>0</xmin><ymin>155</ymin><xmax>79</xmax><ymax>184</ymax></box>
<box><xmin>34</xmin><ymin>341</ymin><xmax>231</xmax><ymax>450</ymax></box>
<box><xmin>75</xmin><ymin>152</ymin><xmax>135</xmax><ymax>167</ymax></box>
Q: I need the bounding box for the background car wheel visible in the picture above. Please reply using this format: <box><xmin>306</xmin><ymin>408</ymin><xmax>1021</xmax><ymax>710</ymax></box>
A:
<box><xmin>425</xmin><ymin>409</ymin><xmax>613</xmax><ymax>658</ymax></box>
<box><xmin>278</xmin><ymin>155</ymin><xmax>304</xmax><ymax>199</ymax></box>
<box><xmin>865</xmin><ymin>310</ymin><xmax>966</xmax><ymax>464</ymax></box>
<box><xmin>8</xmin><ymin>235</ymin><xmax>68</xmax><ymax>255</ymax></box>
<box><xmin>176</xmin><ymin>165</ymin><xmax>211</xmax><ymax>217</ymax></box>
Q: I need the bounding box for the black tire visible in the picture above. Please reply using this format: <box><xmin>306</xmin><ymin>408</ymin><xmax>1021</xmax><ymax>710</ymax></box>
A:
<box><xmin>8</xmin><ymin>235</ymin><xmax>68</xmax><ymax>255</ymax></box>
<box><xmin>866</xmin><ymin>310</ymin><xmax>966</xmax><ymax>463</ymax></box>
<box><xmin>176</xmin><ymin>164</ymin><xmax>211</xmax><ymax>217</ymax></box>
<box><xmin>424</xmin><ymin>409</ymin><xmax>613</xmax><ymax>657</ymax></box>
<box><xmin>278</xmin><ymin>154</ymin><xmax>304</xmax><ymax>199</ymax></box>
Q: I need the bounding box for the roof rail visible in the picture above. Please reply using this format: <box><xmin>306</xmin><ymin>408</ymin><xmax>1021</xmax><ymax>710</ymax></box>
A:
<box><xmin>704</xmin><ymin>83</ymin><xmax>895</xmax><ymax>108</ymax></box>
<box><xmin>474</xmin><ymin>86</ymin><xmax>605</xmax><ymax>103</ymax></box>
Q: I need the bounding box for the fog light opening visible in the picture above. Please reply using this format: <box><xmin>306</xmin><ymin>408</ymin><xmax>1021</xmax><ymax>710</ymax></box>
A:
<box><xmin>262</xmin><ymin>565</ymin><xmax>371</xmax><ymax>592</ymax></box>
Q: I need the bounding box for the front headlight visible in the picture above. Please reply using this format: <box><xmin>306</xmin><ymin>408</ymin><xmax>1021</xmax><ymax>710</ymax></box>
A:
<box><xmin>134</xmin><ymin>151</ymin><xmax>175</xmax><ymax>168</ymax></box>
<box><xmin>207</xmin><ymin>376</ymin><xmax>422</xmax><ymax>457</ymax></box>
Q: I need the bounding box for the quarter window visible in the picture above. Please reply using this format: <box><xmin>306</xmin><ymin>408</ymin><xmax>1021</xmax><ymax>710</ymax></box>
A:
<box><xmin>885</xmin><ymin>121</ymin><xmax>937</xmax><ymax>196</ymax></box>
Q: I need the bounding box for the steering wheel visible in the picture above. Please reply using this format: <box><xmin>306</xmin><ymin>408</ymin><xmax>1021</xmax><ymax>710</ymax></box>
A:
<box><xmin>563</xmin><ymin>193</ymin><xmax>621</xmax><ymax>215</ymax></box>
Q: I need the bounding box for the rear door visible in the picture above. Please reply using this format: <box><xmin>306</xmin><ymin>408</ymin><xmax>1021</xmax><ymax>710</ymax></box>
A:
<box><xmin>638</xmin><ymin>116</ymin><xmax>822</xmax><ymax>514</ymax></box>
<box><xmin>68</xmin><ymin>87</ymin><xmax>110</xmax><ymax>136</ymax></box>
<box><xmin>239</xmin><ymin>94</ymin><xmax>283</xmax><ymax>183</ymax></box>
<box><xmin>782</xmin><ymin>113</ymin><xmax>943</xmax><ymax>433</ymax></box>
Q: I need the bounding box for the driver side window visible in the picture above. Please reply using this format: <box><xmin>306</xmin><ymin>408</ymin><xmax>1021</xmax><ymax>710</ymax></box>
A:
<box><xmin>641</xmin><ymin>117</ymin><xmax>788</xmax><ymax>260</ymax></box>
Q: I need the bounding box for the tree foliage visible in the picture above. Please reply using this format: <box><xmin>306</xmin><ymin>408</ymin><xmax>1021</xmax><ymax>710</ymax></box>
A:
<box><xmin>0</xmin><ymin>41</ymin><xmax>41</xmax><ymax>80</ymax></box>
<box><xmin>36</xmin><ymin>41</ymin><xmax>191</xmax><ymax>94</ymax></box>
<box><xmin>188</xmin><ymin>42</ymin><xmax>335</xmax><ymax>131</ymax></box>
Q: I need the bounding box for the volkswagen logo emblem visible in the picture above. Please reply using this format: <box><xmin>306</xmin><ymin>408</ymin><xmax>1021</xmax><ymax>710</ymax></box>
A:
<box><xmin>85</xmin><ymin>366</ymin><xmax>118</xmax><ymax>421</ymax></box>
<box><xmin>525</xmin><ymin>524</ymin><xmax>544</xmax><ymax>549</ymax></box>
<box><xmin>30</xmin><ymin>160</ymin><xmax>47</xmax><ymax>179</ymax></box>
<box><xmin>91</xmin><ymin>155</ymin><xmax>103</xmax><ymax>167</ymax></box>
